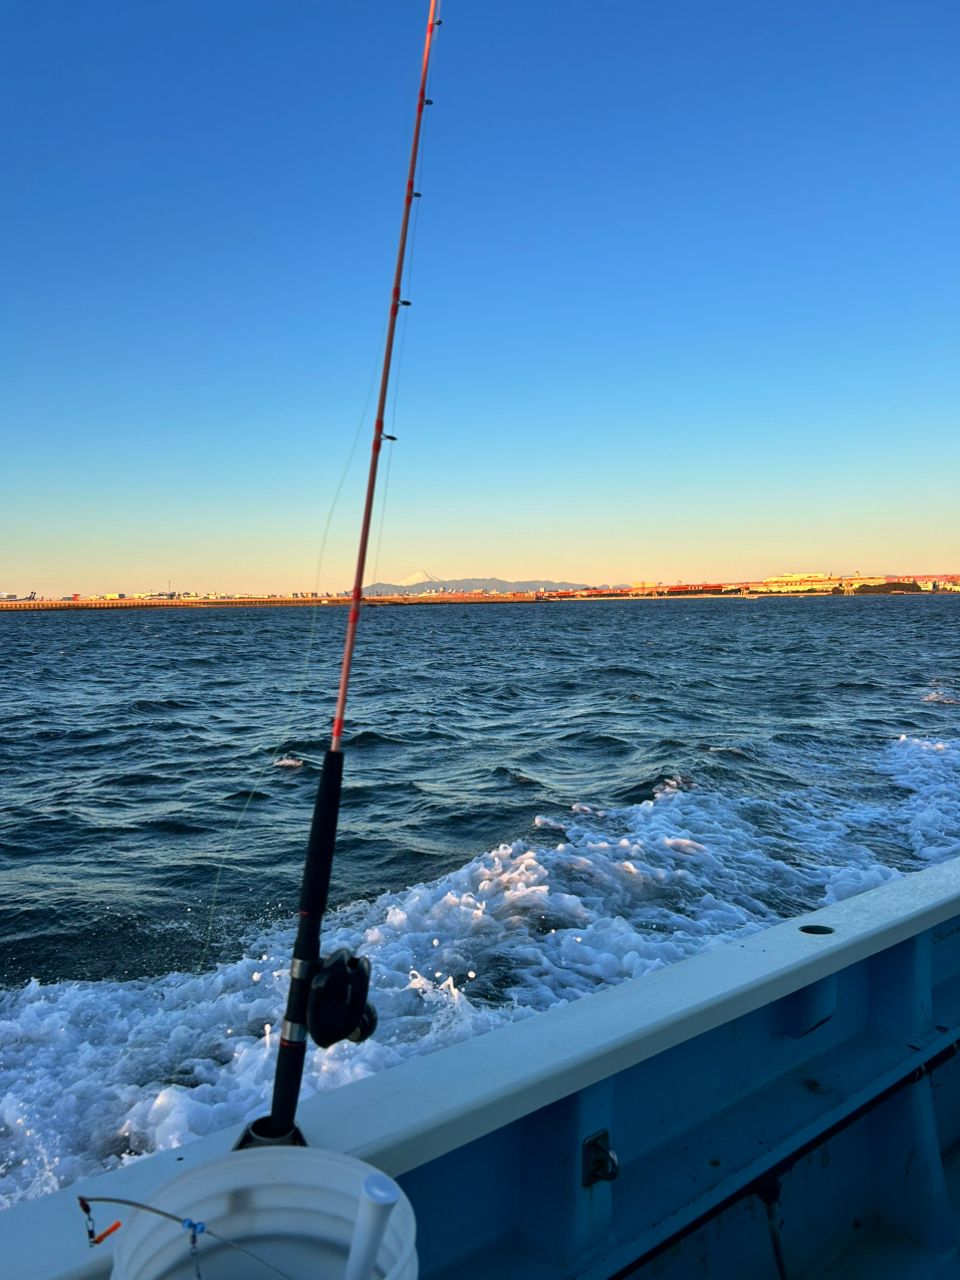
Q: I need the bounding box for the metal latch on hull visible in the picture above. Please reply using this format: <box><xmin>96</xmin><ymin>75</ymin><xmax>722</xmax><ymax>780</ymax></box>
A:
<box><xmin>582</xmin><ymin>1129</ymin><xmax>619</xmax><ymax>1187</ymax></box>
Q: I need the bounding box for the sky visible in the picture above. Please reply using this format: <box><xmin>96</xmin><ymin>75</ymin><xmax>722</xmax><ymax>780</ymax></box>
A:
<box><xmin>2</xmin><ymin>0</ymin><xmax>958</xmax><ymax>596</ymax></box>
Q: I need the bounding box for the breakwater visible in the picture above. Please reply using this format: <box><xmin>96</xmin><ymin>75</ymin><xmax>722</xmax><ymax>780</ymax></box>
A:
<box><xmin>0</xmin><ymin>593</ymin><xmax>555</xmax><ymax>611</ymax></box>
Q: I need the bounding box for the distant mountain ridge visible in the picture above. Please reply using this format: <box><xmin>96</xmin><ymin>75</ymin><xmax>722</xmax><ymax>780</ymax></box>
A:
<box><xmin>363</xmin><ymin>572</ymin><xmax>590</xmax><ymax>595</ymax></box>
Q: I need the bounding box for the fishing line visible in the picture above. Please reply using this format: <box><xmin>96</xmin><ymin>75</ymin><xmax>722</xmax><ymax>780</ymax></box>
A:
<box><xmin>368</xmin><ymin>312</ymin><xmax>408</xmax><ymax>589</ymax></box>
<box><xmin>197</xmin><ymin>330</ymin><xmax>387</xmax><ymax>973</ymax></box>
<box><xmin>369</xmin><ymin>51</ymin><xmax>433</xmax><ymax>589</ymax></box>
<box><xmin>341</xmin><ymin>19</ymin><xmax>435</xmax><ymax>594</ymax></box>
<box><xmin>78</xmin><ymin>1195</ymin><xmax>294</xmax><ymax>1280</ymax></box>
<box><xmin>369</xmin><ymin>440</ymin><xmax>395</xmax><ymax>590</ymax></box>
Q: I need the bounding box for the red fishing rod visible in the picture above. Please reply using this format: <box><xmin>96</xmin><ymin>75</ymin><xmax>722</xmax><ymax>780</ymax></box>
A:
<box><xmin>240</xmin><ymin>0</ymin><xmax>441</xmax><ymax>1148</ymax></box>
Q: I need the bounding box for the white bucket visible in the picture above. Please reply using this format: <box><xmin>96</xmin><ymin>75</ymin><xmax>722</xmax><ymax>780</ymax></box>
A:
<box><xmin>110</xmin><ymin>1148</ymin><xmax>418</xmax><ymax>1280</ymax></box>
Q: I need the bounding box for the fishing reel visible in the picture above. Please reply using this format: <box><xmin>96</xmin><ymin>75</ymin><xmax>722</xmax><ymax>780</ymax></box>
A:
<box><xmin>307</xmin><ymin>949</ymin><xmax>377</xmax><ymax>1048</ymax></box>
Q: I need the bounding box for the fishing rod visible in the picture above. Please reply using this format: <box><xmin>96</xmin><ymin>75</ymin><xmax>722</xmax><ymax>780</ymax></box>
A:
<box><xmin>239</xmin><ymin>0</ymin><xmax>441</xmax><ymax>1148</ymax></box>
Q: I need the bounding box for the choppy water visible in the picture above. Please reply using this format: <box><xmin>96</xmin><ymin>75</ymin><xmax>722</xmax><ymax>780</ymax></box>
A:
<box><xmin>1</xmin><ymin>597</ymin><xmax>958</xmax><ymax>1206</ymax></box>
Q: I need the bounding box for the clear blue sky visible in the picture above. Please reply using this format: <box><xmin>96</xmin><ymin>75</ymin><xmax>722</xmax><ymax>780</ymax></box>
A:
<box><xmin>2</xmin><ymin>0</ymin><xmax>957</xmax><ymax>595</ymax></box>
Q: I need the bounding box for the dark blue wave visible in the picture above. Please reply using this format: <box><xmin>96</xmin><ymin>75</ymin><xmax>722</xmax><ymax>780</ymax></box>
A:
<box><xmin>1</xmin><ymin>596</ymin><xmax>958</xmax><ymax>985</ymax></box>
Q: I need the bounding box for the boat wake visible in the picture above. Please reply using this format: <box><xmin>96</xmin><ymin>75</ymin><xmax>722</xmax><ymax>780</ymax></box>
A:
<box><xmin>1</xmin><ymin>732</ymin><xmax>957</xmax><ymax>1209</ymax></box>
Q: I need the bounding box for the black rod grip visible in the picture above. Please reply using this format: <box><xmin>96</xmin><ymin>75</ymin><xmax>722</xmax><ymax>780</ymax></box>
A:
<box><xmin>297</xmin><ymin>748</ymin><xmax>344</xmax><ymax>937</ymax></box>
<box><xmin>265</xmin><ymin>748</ymin><xmax>345</xmax><ymax>1138</ymax></box>
<box><xmin>268</xmin><ymin>1039</ymin><xmax>307</xmax><ymax>1139</ymax></box>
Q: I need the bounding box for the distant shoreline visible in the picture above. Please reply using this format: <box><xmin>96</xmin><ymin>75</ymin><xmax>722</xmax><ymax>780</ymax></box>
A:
<box><xmin>1</xmin><ymin>591</ymin><xmax>954</xmax><ymax>613</ymax></box>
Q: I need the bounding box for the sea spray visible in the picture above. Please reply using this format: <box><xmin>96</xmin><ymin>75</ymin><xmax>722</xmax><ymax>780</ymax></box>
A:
<box><xmin>1</xmin><ymin>732</ymin><xmax>957</xmax><ymax>1208</ymax></box>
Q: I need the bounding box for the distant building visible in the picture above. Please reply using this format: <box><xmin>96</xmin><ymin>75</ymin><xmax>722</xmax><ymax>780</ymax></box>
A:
<box><xmin>761</xmin><ymin>573</ymin><xmax>839</xmax><ymax>593</ymax></box>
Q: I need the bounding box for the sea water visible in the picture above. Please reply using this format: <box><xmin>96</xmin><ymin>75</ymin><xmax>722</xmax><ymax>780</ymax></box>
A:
<box><xmin>1</xmin><ymin>596</ymin><xmax>958</xmax><ymax>1206</ymax></box>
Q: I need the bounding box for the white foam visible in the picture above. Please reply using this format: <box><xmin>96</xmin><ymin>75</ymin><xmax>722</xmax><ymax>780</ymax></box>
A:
<box><xmin>663</xmin><ymin>837</ymin><xmax>706</xmax><ymax>854</ymax></box>
<box><xmin>885</xmin><ymin>736</ymin><xmax>960</xmax><ymax>865</ymax></box>
<box><xmin>1</xmin><ymin>733</ymin><xmax>957</xmax><ymax>1209</ymax></box>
